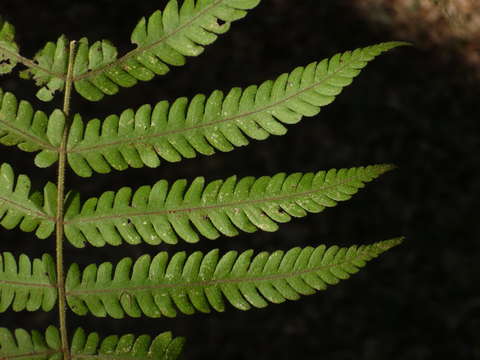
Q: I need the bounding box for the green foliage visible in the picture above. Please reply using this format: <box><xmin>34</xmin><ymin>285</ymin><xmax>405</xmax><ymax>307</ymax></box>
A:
<box><xmin>0</xmin><ymin>89</ymin><xmax>64</xmax><ymax>167</ymax></box>
<box><xmin>0</xmin><ymin>1</ymin><xmax>405</xmax><ymax>359</ymax></box>
<box><xmin>18</xmin><ymin>0</ymin><xmax>261</xmax><ymax>102</ymax></box>
<box><xmin>0</xmin><ymin>163</ymin><xmax>56</xmax><ymax>238</ymax></box>
<box><xmin>0</xmin><ymin>17</ymin><xmax>18</xmax><ymax>75</ymax></box>
<box><xmin>0</xmin><ymin>326</ymin><xmax>61</xmax><ymax>360</ymax></box>
<box><xmin>66</xmin><ymin>42</ymin><xmax>400</xmax><ymax>177</ymax></box>
<box><xmin>0</xmin><ymin>326</ymin><xmax>184</xmax><ymax>360</ymax></box>
<box><xmin>70</xmin><ymin>328</ymin><xmax>185</xmax><ymax>360</ymax></box>
<box><xmin>65</xmin><ymin>238</ymin><xmax>403</xmax><ymax>319</ymax></box>
<box><xmin>63</xmin><ymin>165</ymin><xmax>393</xmax><ymax>247</ymax></box>
<box><xmin>0</xmin><ymin>252</ymin><xmax>57</xmax><ymax>312</ymax></box>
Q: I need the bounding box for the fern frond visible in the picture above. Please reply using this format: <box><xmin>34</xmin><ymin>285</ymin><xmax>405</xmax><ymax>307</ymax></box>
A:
<box><xmin>0</xmin><ymin>163</ymin><xmax>56</xmax><ymax>239</ymax></box>
<box><xmin>20</xmin><ymin>0</ymin><xmax>261</xmax><ymax>102</ymax></box>
<box><xmin>63</xmin><ymin>165</ymin><xmax>392</xmax><ymax>248</ymax></box>
<box><xmin>0</xmin><ymin>17</ymin><xmax>19</xmax><ymax>75</ymax></box>
<box><xmin>0</xmin><ymin>252</ymin><xmax>57</xmax><ymax>312</ymax></box>
<box><xmin>0</xmin><ymin>89</ymin><xmax>64</xmax><ymax>167</ymax></box>
<box><xmin>66</xmin><ymin>42</ymin><xmax>406</xmax><ymax>176</ymax></box>
<box><xmin>71</xmin><ymin>328</ymin><xmax>185</xmax><ymax>360</ymax></box>
<box><xmin>0</xmin><ymin>326</ymin><xmax>61</xmax><ymax>360</ymax></box>
<box><xmin>65</xmin><ymin>237</ymin><xmax>403</xmax><ymax>318</ymax></box>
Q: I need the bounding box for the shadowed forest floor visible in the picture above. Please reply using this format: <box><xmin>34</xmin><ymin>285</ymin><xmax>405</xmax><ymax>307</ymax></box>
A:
<box><xmin>1</xmin><ymin>1</ymin><xmax>479</xmax><ymax>359</ymax></box>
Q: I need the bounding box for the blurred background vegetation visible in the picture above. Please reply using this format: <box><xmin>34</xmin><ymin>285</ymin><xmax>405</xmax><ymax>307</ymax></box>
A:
<box><xmin>0</xmin><ymin>0</ymin><xmax>479</xmax><ymax>359</ymax></box>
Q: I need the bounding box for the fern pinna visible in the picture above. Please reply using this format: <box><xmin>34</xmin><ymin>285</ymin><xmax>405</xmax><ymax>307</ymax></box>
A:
<box><xmin>0</xmin><ymin>1</ymin><xmax>406</xmax><ymax>359</ymax></box>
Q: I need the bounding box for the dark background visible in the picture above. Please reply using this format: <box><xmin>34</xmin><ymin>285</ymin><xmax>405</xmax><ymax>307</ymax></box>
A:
<box><xmin>1</xmin><ymin>1</ymin><xmax>479</xmax><ymax>359</ymax></box>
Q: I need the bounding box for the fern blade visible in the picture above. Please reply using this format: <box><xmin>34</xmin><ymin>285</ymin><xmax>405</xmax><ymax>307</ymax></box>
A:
<box><xmin>0</xmin><ymin>163</ymin><xmax>56</xmax><ymax>239</ymax></box>
<box><xmin>63</xmin><ymin>165</ymin><xmax>392</xmax><ymax>247</ymax></box>
<box><xmin>0</xmin><ymin>252</ymin><xmax>57</xmax><ymax>313</ymax></box>
<box><xmin>66</xmin><ymin>42</ymin><xmax>407</xmax><ymax>176</ymax></box>
<box><xmin>66</xmin><ymin>238</ymin><xmax>403</xmax><ymax>318</ymax></box>
<box><xmin>0</xmin><ymin>326</ymin><xmax>61</xmax><ymax>360</ymax></box>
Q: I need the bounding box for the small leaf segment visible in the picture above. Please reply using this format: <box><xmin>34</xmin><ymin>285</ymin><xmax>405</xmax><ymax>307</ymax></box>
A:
<box><xmin>0</xmin><ymin>327</ymin><xmax>185</xmax><ymax>360</ymax></box>
<box><xmin>65</xmin><ymin>238</ymin><xmax>403</xmax><ymax>318</ymax></box>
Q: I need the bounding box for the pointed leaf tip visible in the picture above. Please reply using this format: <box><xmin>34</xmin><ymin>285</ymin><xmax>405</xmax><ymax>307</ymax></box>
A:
<box><xmin>376</xmin><ymin>237</ymin><xmax>405</xmax><ymax>252</ymax></box>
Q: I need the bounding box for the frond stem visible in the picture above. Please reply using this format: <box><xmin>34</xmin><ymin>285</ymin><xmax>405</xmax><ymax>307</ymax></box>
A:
<box><xmin>56</xmin><ymin>40</ymin><xmax>77</xmax><ymax>360</ymax></box>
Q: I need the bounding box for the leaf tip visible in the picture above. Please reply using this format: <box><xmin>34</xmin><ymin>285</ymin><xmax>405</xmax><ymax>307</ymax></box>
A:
<box><xmin>377</xmin><ymin>236</ymin><xmax>405</xmax><ymax>252</ymax></box>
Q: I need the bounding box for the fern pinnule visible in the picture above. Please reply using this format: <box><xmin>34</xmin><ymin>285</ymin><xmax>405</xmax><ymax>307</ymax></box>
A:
<box><xmin>62</xmin><ymin>164</ymin><xmax>393</xmax><ymax>248</ymax></box>
<box><xmin>66</xmin><ymin>42</ymin><xmax>406</xmax><ymax>177</ymax></box>
<box><xmin>65</xmin><ymin>238</ymin><xmax>404</xmax><ymax>319</ymax></box>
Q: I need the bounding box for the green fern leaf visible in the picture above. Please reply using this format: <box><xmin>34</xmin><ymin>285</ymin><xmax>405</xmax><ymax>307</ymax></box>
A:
<box><xmin>0</xmin><ymin>326</ymin><xmax>61</xmax><ymax>360</ymax></box>
<box><xmin>66</xmin><ymin>41</ymin><xmax>406</xmax><ymax>177</ymax></box>
<box><xmin>71</xmin><ymin>328</ymin><xmax>185</xmax><ymax>360</ymax></box>
<box><xmin>63</xmin><ymin>164</ymin><xmax>392</xmax><ymax>248</ymax></box>
<box><xmin>18</xmin><ymin>0</ymin><xmax>261</xmax><ymax>102</ymax></box>
<box><xmin>65</xmin><ymin>238</ymin><xmax>403</xmax><ymax>318</ymax></box>
<box><xmin>0</xmin><ymin>17</ymin><xmax>19</xmax><ymax>75</ymax></box>
<box><xmin>0</xmin><ymin>89</ymin><xmax>63</xmax><ymax>167</ymax></box>
<box><xmin>0</xmin><ymin>252</ymin><xmax>57</xmax><ymax>312</ymax></box>
<box><xmin>19</xmin><ymin>35</ymin><xmax>70</xmax><ymax>102</ymax></box>
<box><xmin>74</xmin><ymin>0</ymin><xmax>262</xmax><ymax>101</ymax></box>
<box><xmin>0</xmin><ymin>163</ymin><xmax>56</xmax><ymax>238</ymax></box>
<box><xmin>0</xmin><ymin>326</ymin><xmax>183</xmax><ymax>360</ymax></box>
